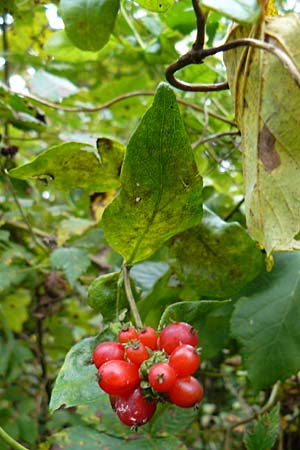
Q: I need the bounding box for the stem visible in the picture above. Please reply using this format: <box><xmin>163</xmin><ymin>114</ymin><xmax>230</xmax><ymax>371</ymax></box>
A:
<box><xmin>120</xmin><ymin>0</ymin><xmax>146</xmax><ymax>50</ymax></box>
<box><xmin>0</xmin><ymin>426</ymin><xmax>29</xmax><ymax>450</ymax></box>
<box><xmin>122</xmin><ymin>265</ymin><xmax>143</xmax><ymax>329</ymax></box>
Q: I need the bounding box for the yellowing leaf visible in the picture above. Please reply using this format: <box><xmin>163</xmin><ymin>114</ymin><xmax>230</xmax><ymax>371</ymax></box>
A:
<box><xmin>224</xmin><ymin>14</ymin><xmax>300</xmax><ymax>254</ymax></box>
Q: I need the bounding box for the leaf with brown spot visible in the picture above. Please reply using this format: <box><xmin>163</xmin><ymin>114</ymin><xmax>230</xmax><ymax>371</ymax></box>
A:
<box><xmin>224</xmin><ymin>14</ymin><xmax>300</xmax><ymax>254</ymax></box>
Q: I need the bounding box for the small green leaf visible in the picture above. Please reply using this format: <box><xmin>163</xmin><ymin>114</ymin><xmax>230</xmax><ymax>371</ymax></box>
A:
<box><xmin>168</xmin><ymin>208</ymin><xmax>263</xmax><ymax>299</ymax></box>
<box><xmin>57</xmin><ymin>218</ymin><xmax>95</xmax><ymax>246</ymax></box>
<box><xmin>135</xmin><ymin>0</ymin><xmax>174</xmax><ymax>12</ymax></box>
<box><xmin>0</xmin><ymin>262</ymin><xmax>27</xmax><ymax>292</ymax></box>
<box><xmin>29</xmin><ymin>69</ymin><xmax>79</xmax><ymax>101</ymax></box>
<box><xmin>60</xmin><ymin>0</ymin><xmax>120</xmax><ymax>52</ymax></box>
<box><xmin>200</xmin><ymin>0</ymin><xmax>260</xmax><ymax>23</ymax></box>
<box><xmin>231</xmin><ymin>252</ymin><xmax>300</xmax><ymax>390</ymax></box>
<box><xmin>159</xmin><ymin>300</ymin><xmax>232</xmax><ymax>358</ymax></box>
<box><xmin>9</xmin><ymin>138</ymin><xmax>124</xmax><ymax>192</ymax></box>
<box><xmin>244</xmin><ymin>404</ymin><xmax>280</xmax><ymax>450</ymax></box>
<box><xmin>102</xmin><ymin>83</ymin><xmax>202</xmax><ymax>264</ymax></box>
<box><xmin>88</xmin><ymin>272</ymin><xmax>127</xmax><ymax>321</ymax></box>
<box><xmin>49</xmin><ymin>333</ymin><xmax>111</xmax><ymax>412</ymax></box>
<box><xmin>2</xmin><ymin>289</ymin><xmax>31</xmax><ymax>332</ymax></box>
<box><xmin>50</xmin><ymin>247</ymin><xmax>91</xmax><ymax>287</ymax></box>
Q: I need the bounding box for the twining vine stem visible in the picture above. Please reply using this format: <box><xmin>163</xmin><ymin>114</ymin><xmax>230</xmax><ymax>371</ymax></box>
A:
<box><xmin>0</xmin><ymin>426</ymin><xmax>29</xmax><ymax>450</ymax></box>
<box><xmin>165</xmin><ymin>0</ymin><xmax>300</xmax><ymax>92</ymax></box>
<box><xmin>122</xmin><ymin>265</ymin><xmax>143</xmax><ymax>329</ymax></box>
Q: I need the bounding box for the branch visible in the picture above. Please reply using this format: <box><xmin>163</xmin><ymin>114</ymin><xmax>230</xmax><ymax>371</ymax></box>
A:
<box><xmin>122</xmin><ymin>265</ymin><xmax>143</xmax><ymax>329</ymax></box>
<box><xmin>0</xmin><ymin>426</ymin><xmax>29</xmax><ymax>450</ymax></box>
<box><xmin>192</xmin><ymin>130</ymin><xmax>240</xmax><ymax>149</ymax></box>
<box><xmin>166</xmin><ymin>1</ymin><xmax>300</xmax><ymax>93</ymax></box>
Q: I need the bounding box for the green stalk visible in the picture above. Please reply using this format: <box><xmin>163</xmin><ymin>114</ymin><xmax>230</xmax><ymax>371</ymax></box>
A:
<box><xmin>122</xmin><ymin>265</ymin><xmax>143</xmax><ymax>329</ymax></box>
<box><xmin>0</xmin><ymin>426</ymin><xmax>29</xmax><ymax>450</ymax></box>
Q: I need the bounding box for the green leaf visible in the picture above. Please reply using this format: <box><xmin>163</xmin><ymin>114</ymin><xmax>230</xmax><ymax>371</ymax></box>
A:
<box><xmin>57</xmin><ymin>218</ymin><xmax>95</xmax><ymax>246</ymax></box>
<box><xmin>200</xmin><ymin>0</ymin><xmax>260</xmax><ymax>23</ymax></box>
<box><xmin>135</xmin><ymin>0</ymin><xmax>174</xmax><ymax>13</ymax></box>
<box><xmin>0</xmin><ymin>86</ymin><xmax>46</xmax><ymax>132</ymax></box>
<box><xmin>224</xmin><ymin>15</ymin><xmax>300</xmax><ymax>254</ymax></box>
<box><xmin>0</xmin><ymin>262</ymin><xmax>27</xmax><ymax>292</ymax></box>
<box><xmin>49</xmin><ymin>335</ymin><xmax>106</xmax><ymax>412</ymax></box>
<box><xmin>168</xmin><ymin>208</ymin><xmax>263</xmax><ymax>299</ymax></box>
<box><xmin>45</xmin><ymin>425</ymin><xmax>187</xmax><ymax>449</ymax></box>
<box><xmin>102</xmin><ymin>83</ymin><xmax>203</xmax><ymax>264</ymax></box>
<box><xmin>231</xmin><ymin>252</ymin><xmax>300</xmax><ymax>390</ymax></box>
<box><xmin>1</xmin><ymin>289</ymin><xmax>31</xmax><ymax>332</ymax></box>
<box><xmin>87</xmin><ymin>272</ymin><xmax>127</xmax><ymax>321</ymax></box>
<box><xmin>131</xmin><ymin>261</ymin><xmax>170</xmax><ymax>296</ymax></box>
<box><xmin>159</xmin><ymin>300</ymin><xmax>232</xmax><ymax>358</ymax></box>
<box><xmin>60</xmin><ymin>0</ymin><xmax>120</xmax><ymax>52</ymax></box>
<box><xmin>9</xmin><ymin>138</ymin><xmax>124</xmax><ymax>192</ymax></box>
<box><xmin>50</xmin><ymin>247</ymin><xmax>91</xmax><ymax>287</ymax></box>
<box><xmin>244</xmin><ymin>404</ymin><xmax>280</xmax><ymax>450</ymax></box>
<box><xmin>29</xmin><ymin>69</ymin><xmax>79</xmax><ymax>101</ymax></box>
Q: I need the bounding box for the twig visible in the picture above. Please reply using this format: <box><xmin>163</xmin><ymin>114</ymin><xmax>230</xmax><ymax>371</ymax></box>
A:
<box><xmin>165</xmin><ymin>1</ymin><xmax>300</xmax><ymax>92</ymax></box>
<box><xmin>192</xmin><ymin>130</ymin><xmax>240</xmax><ymax>149</ymax></box>
<box><xmin>0</xmin><ymin>426</ymin><xmax>29</xmax><ymax>450</ymax></box>
<box><xmin>3</xmin><ymin>86</ymin><xmax>236</xmax><ymax>126</ymax></box>
<box><xmin>122</xmin><ymin>265</ymin><xmax>143</xmax><ymax>329</ymax></box>
<box><xmin>223</xmin><ymin>198</ymin><xmax>245</xmax><ymax>221</ymax></box>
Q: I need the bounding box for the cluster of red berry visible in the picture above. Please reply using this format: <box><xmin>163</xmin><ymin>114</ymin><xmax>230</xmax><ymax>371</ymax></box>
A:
<box><xmin>92</xmin><ymin>322</ymin><xmax>204</xmax><ymax>427</ymax></box>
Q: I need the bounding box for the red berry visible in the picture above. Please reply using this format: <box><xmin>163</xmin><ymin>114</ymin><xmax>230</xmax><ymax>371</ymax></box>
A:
<box><xmin>98</xmin><ymin>360</ymin><xmax>140</xmax><ymax>395</ymax></box>
<box><xmin>119</xmin><ymin>326</ymin><xmax>138</xmax><ymax>343</ymax></box>
<box><xmin>169</xmin><ymin>344</ymin><xmax>200</xmax><ymax>377</ymax></box>
<box><xmin>168</xmin><ymin>376</ymin><xmax>204</xmax><ymax>408</ymax></box>
<box><xmin>126</xmin><ymin>341</ymin><xmax>149</xmax><ymax>367</ymax></box>
<box><xmin>138</xmin><ymin>326</ymin><xmax>157</xmax><ymax>350</ymax></box>
<box><xmin>93</xmin><ymin>341</ymin><xmax>125</xmax><ymax>369</ymax></box>
<box><xmin>148</xmin><ymin>362</ymin><xmax>176</xmax><ymax>392</ymax></box>
<box><xmin>159</xmin><ymin>322</ymin><xmax>198</xmax><ymax>354</ymax></box>
<box><xmin>115</xmin><ymin>387</ymin><xmax>157</xmax><ymax>427</ymax></box>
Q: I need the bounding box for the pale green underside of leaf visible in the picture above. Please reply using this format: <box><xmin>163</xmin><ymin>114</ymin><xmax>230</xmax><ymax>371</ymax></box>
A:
<box><xmin>135</xmin><ymin>0</ymin><xmax>174</xmax><ymax>13</ymax></box>
<box><xmin>231</xmin><ymin>252</ymin><xmax>300</xmax><ymax>390</ymax></box>
<box><xmin>50</xmin><ymin>247</ymin><xmax>91</xmax><ymax>287</ymax></box>
<box><xmin>169</xmin><ymin>208</ymin><xmax>263</xmax><ymax>299</ymax></box>
<box><xmin>102</xmin><ymin>83</ymin><xmax>203</xmax><ymax>264</ymax></box>
<box><xmin>60</xmin><ymin>0</ymin><xmax>120</xmax><ymax>52</ymax></box>
<box><xmin>9</xmin><ymin>139</ymin><xmax>124</xmax><ymax>192</ymax></box>
<box><xmin>224</xmin><ymin>14</ymin><xmax>300</xmax><ymax>254</ymax></box>
<box><xmin>29</xmin><ymin>69</ymin><xmax>79</xmax><ymax>101</ymax></box>
<box><xmin>200</xmin><ymin>0</ymin><xmax>260</xmax><ymax>23</ymax></box>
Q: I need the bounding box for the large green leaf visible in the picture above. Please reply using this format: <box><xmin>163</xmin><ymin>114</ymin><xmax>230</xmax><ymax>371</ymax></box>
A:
<box><xmin>9</xmin><ymin>138</ymin><xmax>124</xmax><ymax>192</ymax></box>
<box><xmin>50</xmin><ymin>247</ymin><xmax>91</xmax><ymax>287</ymax></box>
<box><xmin>231</xmin><ymin>252</ymin><xmax>300</xmax><ymax>390</ymax></box>
<box><xmin>224</xmin><ymin>15</ymin><xmax>300</xmax><ymax>254</ymax></box>
<box><xmin>1</xmin><ymin>289</ymin><xmax>31</xmax><ymax>332</ymax></box>
<box><xmin>135</xmin><ymin>0</ymin><xmax>174</xmax><ymax>13</ymax></box>
<box><xmin>60</xmin><ymin>0</ymin><xmax>120</xmax><ymax>52</ymax></box>
<box><xmin>168</xmin><ymin>208</ymin><xmax>263</xmax><ymax>299</ymax></box>
<box><xmin>244</xmin><ymin>404</ymin><xmax>280</xmax><ymax>450</ymax></box>
<box><xmin>102</xmin><ymin>83</ymin><xmax>203</xmax><ymax>264</ymax></box>
<box><xmin>45</xmin><ymin>425</ymin><xmax>187</xmax><ymax>450</ymax></box>
<box><xmin>200</xmin><ymin>0</ymin><xmax>260</xmax><ymax>23</ymax></box>
<box><xmin>49</xmin><ymin>333</ymin><xmax>112</xmax><ymax>412</ymax></box>
<box><xmin>159</xmin><ymin>300</ymin><xmax>232</xmax><ymax>358</ymax></box>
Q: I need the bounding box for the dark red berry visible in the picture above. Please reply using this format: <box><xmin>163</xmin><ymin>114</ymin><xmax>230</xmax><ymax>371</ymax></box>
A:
<box><xmin>126</xmin><ymin>340</ymin><xmax>149</xmax><ymax>367</ymax></box>
<box><xmin>115</xmin><ymin>387</ymin><xmax>157</xmax><ymax>427</ymax></box>
<box><xmin>138</xmin><ymin>326</ymin><xmax>157</xmax><ymax>350</ymax></box>
<box><xmin>119</xmin><ymin>326</ymin><xmax>138</xmax><ymax>343</ymax></box>
<box><xmin>169</xmin><ymin>344</ymin><xmax>200</xmax><ymax>377</ymax></box>
<box><xmin>168</xmin><ymin>376</ymin><xmax>204</xmax><ymax>408</ymax></box>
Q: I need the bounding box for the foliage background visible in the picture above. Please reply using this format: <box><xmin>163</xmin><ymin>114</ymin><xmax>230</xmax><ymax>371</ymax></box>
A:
<box><xmin>1</xmin><ymin>0</ymin><xmax>300</xmax><ymax>449</ymax></box>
